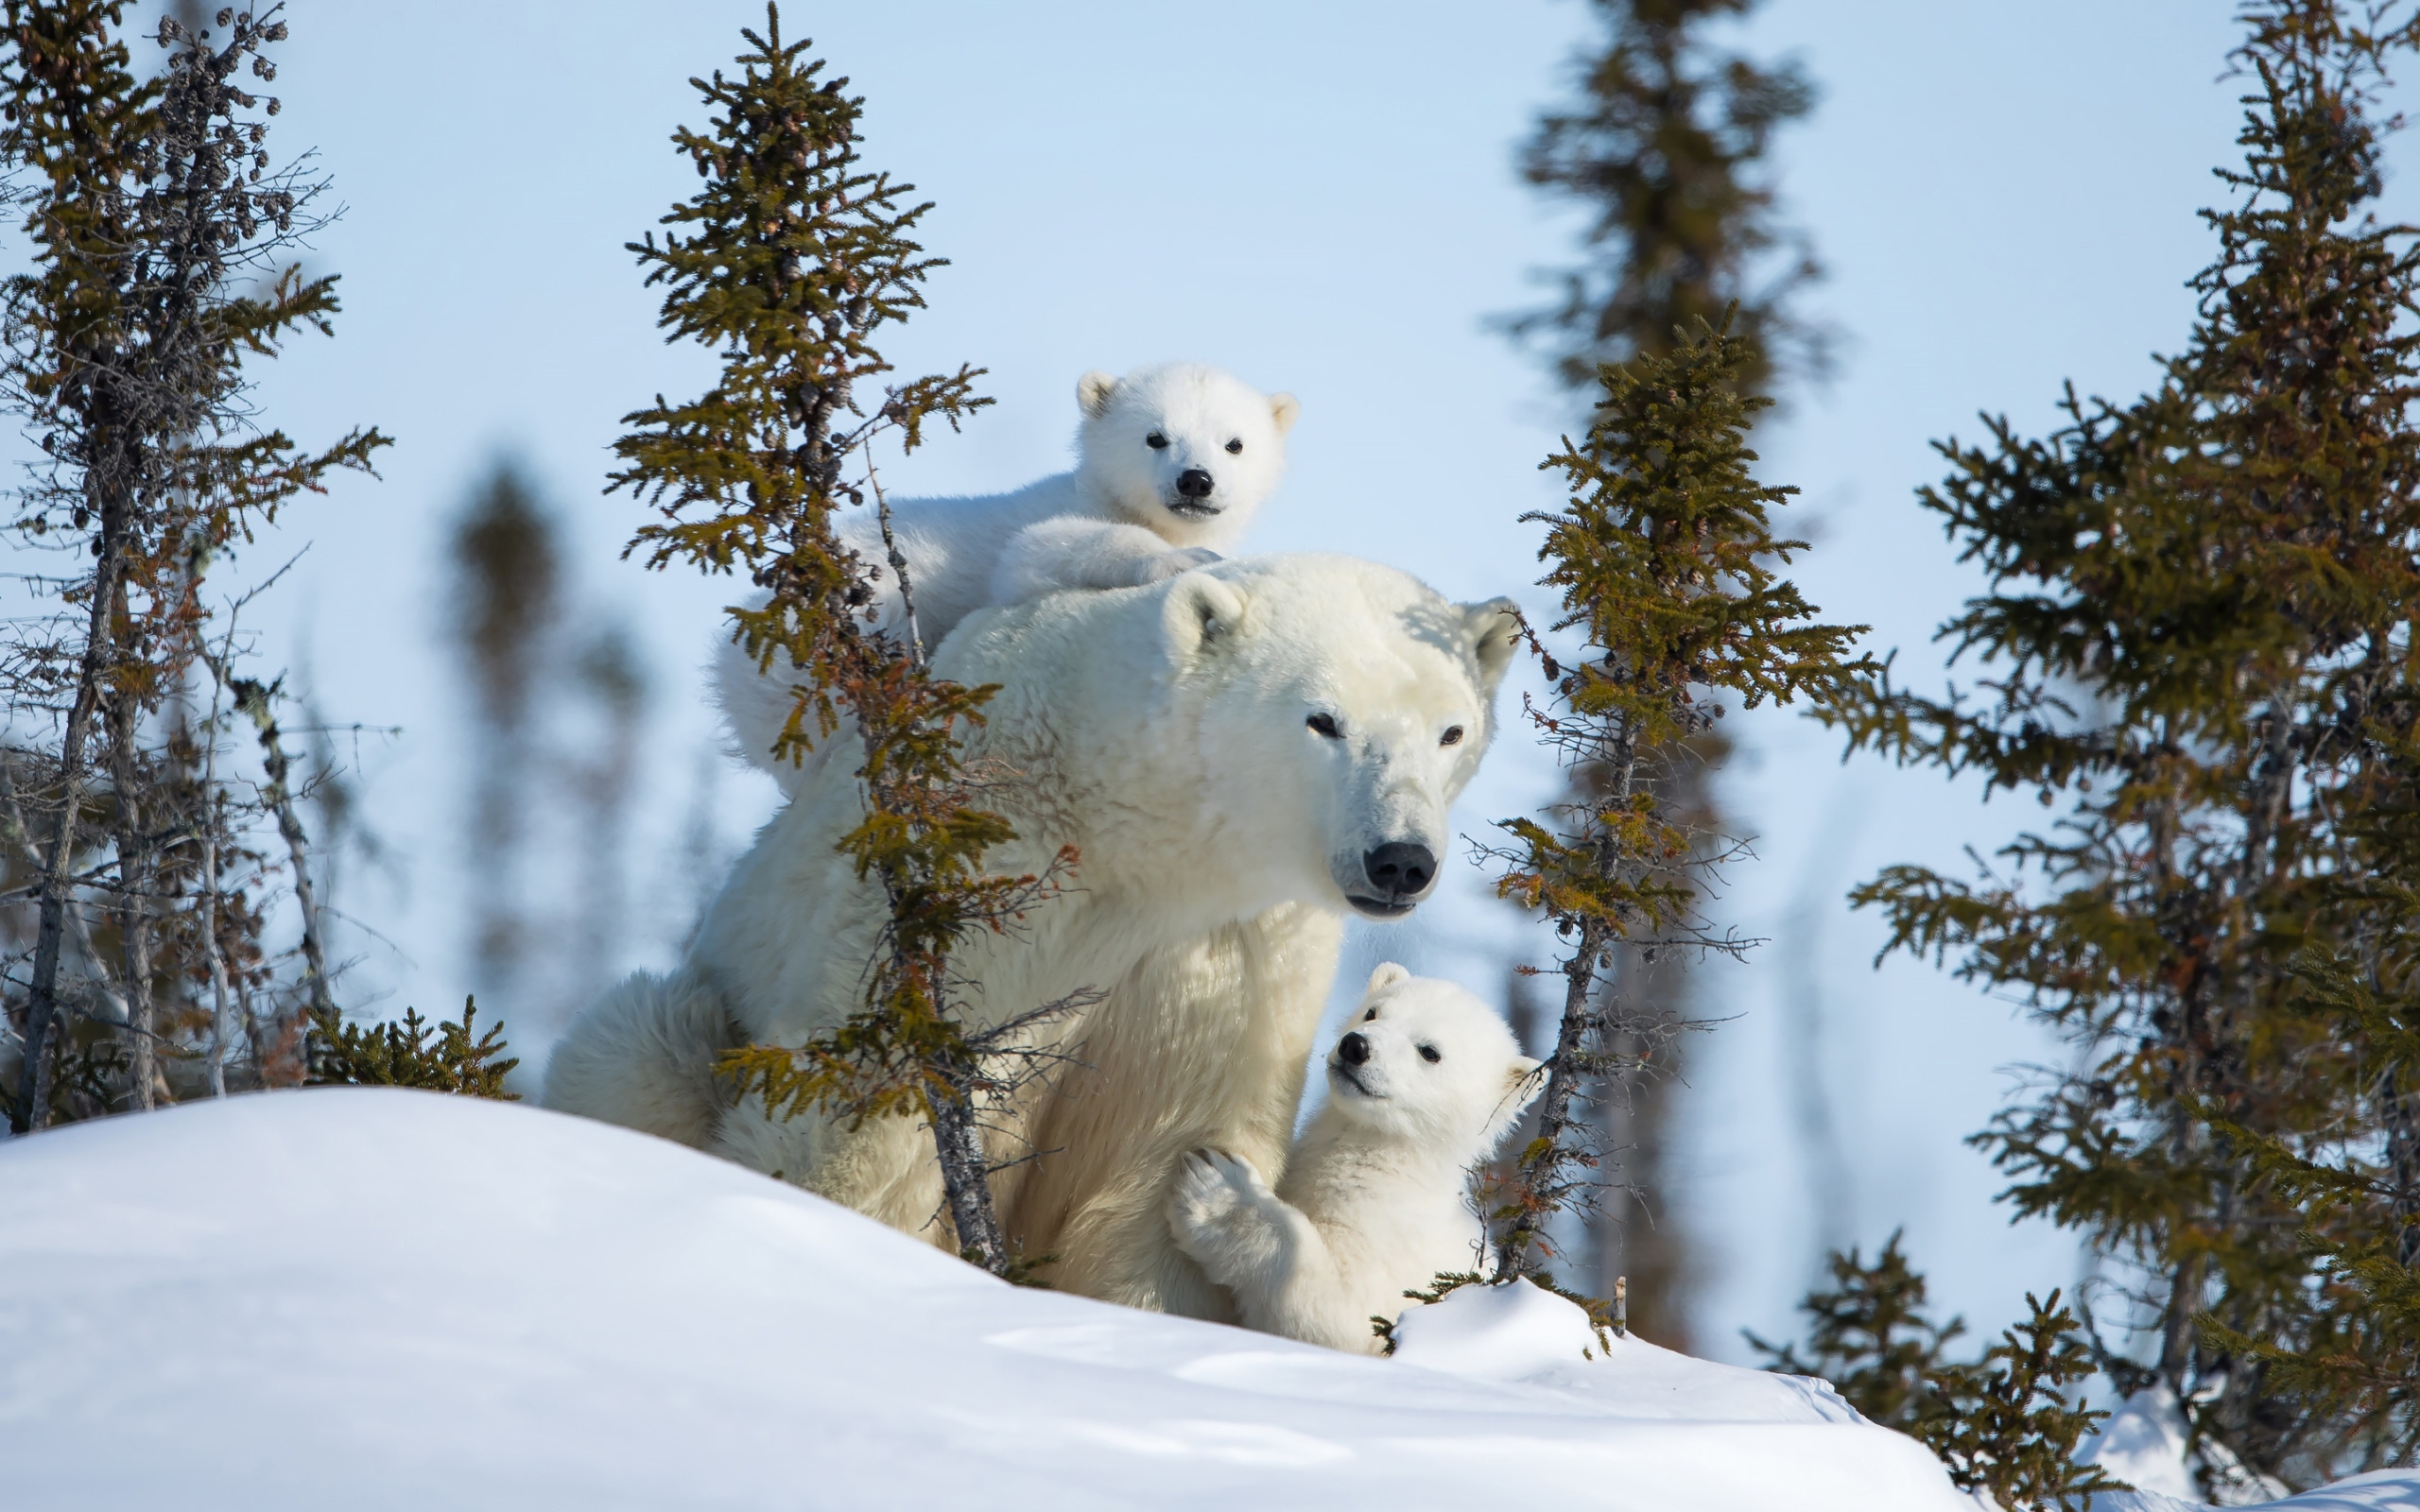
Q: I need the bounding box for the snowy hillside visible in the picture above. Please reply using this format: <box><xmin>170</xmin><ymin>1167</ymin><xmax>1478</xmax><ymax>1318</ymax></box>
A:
<box><xmin>0</xmin><ymin>1091</ymin><xmax>2410</xmax><ymax>1511</ymax></box>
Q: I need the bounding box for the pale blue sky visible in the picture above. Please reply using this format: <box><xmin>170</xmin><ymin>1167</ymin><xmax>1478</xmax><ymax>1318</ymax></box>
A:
<box><xmin>199</xmin><ymin>0</ymin><xmax>2318</xmax><ymax>1359</ymax></box>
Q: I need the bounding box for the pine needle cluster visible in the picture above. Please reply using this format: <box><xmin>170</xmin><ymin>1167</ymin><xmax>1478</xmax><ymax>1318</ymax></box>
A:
<box><xmin>305</xmin><ymin>997</ymin><xmax>517</xmax><ymax>1100</ymax></box>
<box><xmin>1478</xmin><ymin>316</ymin><xmax>1870</xmax><ymax>1281</ymax></box>
<box><xmin>609</xmin><ymin>8</ymin><xmax>1057</xmax><ymax>1275</ymax></box>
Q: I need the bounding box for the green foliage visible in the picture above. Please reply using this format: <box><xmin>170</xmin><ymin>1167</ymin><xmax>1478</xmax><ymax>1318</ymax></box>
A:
<box><xmin>610</xmin><ymin>8</ymin><xmax>1048</xmax><ymax>1275</ymax></box>
<box><xmin>1753</xmin><ymin>1240</ymin><xmax>2128</xmax><ymax>1510</ymax></box>
<box><xmin>1478</xmin><ymin>315</ymin><xmax>1870</xmax><ymax>1279</ymax></box>
<box><xmin>1813</xmin><ymin>1</ymin><xmax>2420</xmax><ymax>1485</ymax></box>
<box><xmin>1509</xmin><ymin>0</ymin><xmax>1822</xmax><ymax>393</ymax></box>
<box><xmin>305</xmin><ymin>998</ymin><xmax>517</xmax><ymax>1101</ymax></box>
<box><xmin>2200</xmin><ymin>942</ymin><xmax>2420</xmax><ymax>1464</ymax></box>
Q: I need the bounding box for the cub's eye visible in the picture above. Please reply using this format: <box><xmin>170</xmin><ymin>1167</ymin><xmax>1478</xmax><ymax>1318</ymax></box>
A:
<box><xmin>1224</xmin><ymin>438</ymin><xmax>1244</xmax><ymax>454</ymax></box>
<box><xmin>1145</xmin><ymin>432</ymin><xmax>1170</xmax><ymax>450</ymax></box>
<box><xmin>1418</xmin><ymin>1044</ymin><xmax>1442</xmax><ymax>1063</ymax></box>
<box><xmin>1440</xmin><ymin>725</ymin><xmax>1464</xmax><ymax>747</ymax></box>
<box><xmin>1306</xmin><ymin>713</ymin><xmax>1342</xmax><ymax>739</ymax></box>
<box><xmin>1363</xmin><ymin>1007</ymin><xmax>1379</xmax><ymax>1022</ymax></box>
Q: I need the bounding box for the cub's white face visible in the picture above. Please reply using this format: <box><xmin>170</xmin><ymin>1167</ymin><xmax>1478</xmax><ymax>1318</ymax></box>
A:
<box><xmin>1074</xmin><ymin>362</ymin><xmax>1298</xmax><ymax>549</ymax></box>
<box><xmin>1174</xmin><ymin>558</ymin><xmax>1522</xmax><ymax>922</ymax></box>
<box><xmin>1325</xmin><ymin>965</ymin><xmax>1541</xmax><ymax>1159</ymax></box>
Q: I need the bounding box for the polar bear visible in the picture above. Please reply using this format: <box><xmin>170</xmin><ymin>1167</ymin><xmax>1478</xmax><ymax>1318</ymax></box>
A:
<box><xmin>1166</xmin><ymin>965</ymin><xmax>1541</xmax><ymax>1353</ymax></box>
<box><xmin>714</xmin><ymin>362</ymin><xmax>1298</xmax><ymax>778</ymax></box>
<box><xmin>545</xmin><ymin>556</ymin><xmax>1520</xmax><ymax>1253</ymax></box>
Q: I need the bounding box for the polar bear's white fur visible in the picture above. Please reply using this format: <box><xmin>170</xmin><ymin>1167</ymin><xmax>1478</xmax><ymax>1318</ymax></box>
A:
<box><xmin>547</xmin><ymin>557</ymin><xmax>1518</xmax><ymax>1259</ymax></box>
<box><xmin>715</xmin><ymin>362</ymin><xmax>1298</xmax><ymax>782</ymax></box>
<box><xmin>1167</xmin><ymin>965</ymin><xmax>1541</xmax><ymax>1352</ymax></box>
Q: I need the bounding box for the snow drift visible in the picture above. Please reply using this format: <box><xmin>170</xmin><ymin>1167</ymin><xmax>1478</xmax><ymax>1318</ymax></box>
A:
<box><xmin>0</xmin><ymin>1090</ymin><xmax>2410</xmax><ymax>1510</ymax></box>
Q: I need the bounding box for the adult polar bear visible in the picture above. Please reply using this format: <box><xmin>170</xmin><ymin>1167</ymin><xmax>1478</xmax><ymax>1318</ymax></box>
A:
<box><xmin>546</xmin><ymin>554</ymin><xmax>1517</xmax><ymax>1311</ymax></box>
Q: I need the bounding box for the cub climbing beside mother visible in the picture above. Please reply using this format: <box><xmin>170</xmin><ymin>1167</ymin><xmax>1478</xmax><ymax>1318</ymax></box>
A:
<box><xmin>544</xmin><ymin>553</ymin><xmax>1518</xmax><ymax>1316</ymax></box>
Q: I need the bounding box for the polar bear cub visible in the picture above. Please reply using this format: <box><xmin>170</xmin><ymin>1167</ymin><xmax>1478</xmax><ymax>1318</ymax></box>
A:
<box><xmin>1167</xmin><ymin>964</ymin><xmax>1541</xmax><ymax>1354</ymax></box>
<box><xmin>716</xmin><ymin>362</ymin><xmax>1298</xmax><ymax>779</ymax></box>
<box><xmin>849</xmin><ymin>360</ymin><xmax>1297</xmax><ymax>642</ymax></box>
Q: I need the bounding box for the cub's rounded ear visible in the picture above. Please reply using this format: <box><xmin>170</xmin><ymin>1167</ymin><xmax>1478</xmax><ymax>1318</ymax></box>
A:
<box><xmin>1269</xmin><ymin>391</ymin><xmax>1301</xmax><ymax>436</ymax></box>
<box><xmin>1484</xmin><ymin>1057</ymin><xmax>1547</xmax><ymax>1148</ymax></box>
<box><xmin>1461</xmin><ymin>597</ymin><xmax>1522</xmax><ymax>691</ymax></box>
<box><xmin>1507</xmin><ymin>1057</ymin><xmax>1544</xmax><ymax>1099</ymax></box>
<box><xmin>1164</xmin><ymin>571</ymin><xmax>1249</xmax><ymax>658</ymax></box>
<box><xmin>1077</xmin><ymin>369</ymin><xmax>1119</xmax><ymax>421</ymax></box>
<box><xmin>1365</xmin><ymin>961</ymin><xmax>1412</xmax><ymax>995</ymax></box>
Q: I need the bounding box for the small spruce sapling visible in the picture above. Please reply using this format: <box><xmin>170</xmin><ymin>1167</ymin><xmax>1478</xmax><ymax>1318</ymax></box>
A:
<box><xmin>608</xmin><ymin>7</ymin><xmax>1077</xmax><ymax>1278</ymax></box>
<box><xmin>1477</xmin><ymin>315</ymin><xmax>1870</xmax><ymax>1289</ymax></box>
<box><xmin>305</xmin><ymin>997</ymin><xmax>517</xmax><ymax>1100</ymax></box>
<box><xmin>1506</xmin><ymin>1</ymin><xmax>1829</xmax><ymax>1335</ymax></box>
<box><xmin>1752</xmin><ymin>1238</ymin><xmax>2128</xmax><ymax>1510</ymax></box>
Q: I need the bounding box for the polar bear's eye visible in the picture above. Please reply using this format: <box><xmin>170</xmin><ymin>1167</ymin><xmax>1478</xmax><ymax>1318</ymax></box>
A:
<box><xmin>1418</xmin><ymin>1044</ymin><xmax>1442</xmax><ymax>1063</ymax></box>
<box><xmin>1306</xmin><ymin>713</ymin><xmax>1342</xmax><ymax>739</ymax></box>
<box><xmin>1146</xmin><ymin>432</ymin><xmax>1170</xmax><ymax>450</ymax></box>
<box><xmin>1363</xmin><ymin>1007</ymin><xmax>1379</xmax><ymax>1022</ymax></box>
<box><xmin>1224</xmin><ymin>438</ymin><xmax>1244</xmax><ymax>455</ymax></box>
<box><xmin>1440</xmin><ymin>726</ymin><xmax>1464</xmax><ymax>747</ymax></box>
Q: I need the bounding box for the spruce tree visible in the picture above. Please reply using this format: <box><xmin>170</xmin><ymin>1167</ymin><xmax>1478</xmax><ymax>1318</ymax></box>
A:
<box><xmin>1479</xmin><ymin>316</ymin><xmax>1870</xmax><ymax>1283</ymax></box>
<box><xmin>1507</xmin><ymin>0</ymin><xmax>1826</xmax><ymax>1339</ymax></box>
<box><xmin>1817</xmin><ymin>0</ymin><xmax>2420</xmax><ymax>1486</ymax></box>
<box><xmin>0</xmin><ymin>2</ymin><xmax>386</xmax><ymax>1128</ymax></box>
<box><xmin>609</xmin><ymin>9</ymin><xmax>1063</xmax><ymax>1276</ymax></box>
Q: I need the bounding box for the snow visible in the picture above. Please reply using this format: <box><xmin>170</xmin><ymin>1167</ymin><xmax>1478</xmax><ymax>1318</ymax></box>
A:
<box><xmin>0</xmin><ymin>1090</ymin><xmax>2411</xmax><ymax>1512</ymax></box>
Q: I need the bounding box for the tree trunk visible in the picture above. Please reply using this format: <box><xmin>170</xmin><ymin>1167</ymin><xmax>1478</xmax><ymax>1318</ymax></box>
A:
<box><xmin>108</xmin><ymin>668</ymin><xmax>159</xmax><ymax>1112</ymax></box>
<box><xmin>930</xmin><ymin>1068</ymin><xmax>1007</xmax><ymax>1271</ymax></box>
<box><xmin>13</xmin><ymin>490</ymin><xmax>128</xmax><ymax>1134</ymax></box>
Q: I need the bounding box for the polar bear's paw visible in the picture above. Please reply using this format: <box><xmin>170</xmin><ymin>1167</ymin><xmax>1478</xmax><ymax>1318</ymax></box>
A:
<box><xmin>1130</xmin><ymin>547</ymin><xmax>1224</xmax><ymax>587</ymax></box>
<box><xmin>1167</xmin><ymin>1146</ymin><xmax>1274</xmax><ymax>1256</ymax></box>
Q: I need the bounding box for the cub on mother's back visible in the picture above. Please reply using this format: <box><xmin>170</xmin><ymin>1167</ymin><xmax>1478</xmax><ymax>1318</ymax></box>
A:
<box><xmin>717</xmin><ymin>361</ymin><xmax>1297</xmax><ymax>781</ymax></box>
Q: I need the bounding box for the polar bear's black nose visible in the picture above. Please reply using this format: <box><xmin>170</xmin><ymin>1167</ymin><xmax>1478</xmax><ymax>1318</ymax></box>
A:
<box><xmin>1339</xmin><ymin>1032</ymin><xmax>1371</xmax><ymax>1065</ymax></box>
<box><xmin>1362</xmin><ymin>841</ymin><xmax>1436</xmax><ymax>898</ymax></box>
<box><xmin>1176</xmin><ymin>468</ymin><xmax>1215</xmax><ymax>499</ymax></box>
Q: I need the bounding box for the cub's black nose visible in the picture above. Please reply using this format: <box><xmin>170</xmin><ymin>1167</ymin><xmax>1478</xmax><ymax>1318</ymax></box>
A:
<box><xmin>1339</xmin><ymin>1031</ymin><xmax>1371</xmax><ymax>1065</ymax></box>
<box><xmin>1176</xmin><ymin>468</ymin><xmax>1215</xmax><ymax>499</ymax></box>
<box><xmin>1362</xmin><ymin>841</ymin><xmax>1436</xmax><ymax>899</ymax></box>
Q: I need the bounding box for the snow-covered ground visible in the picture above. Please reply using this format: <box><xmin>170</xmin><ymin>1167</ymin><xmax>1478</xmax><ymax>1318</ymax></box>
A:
<box><xmin>0</xmin><ymin>1091</ymin><xmax>2411</xmax><ymax>1511</ymax></box>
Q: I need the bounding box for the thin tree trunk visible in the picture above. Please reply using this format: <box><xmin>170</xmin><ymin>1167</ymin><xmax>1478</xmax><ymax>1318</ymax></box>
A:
<box><xmin>108</xmin><ymin>668</ymin><xmax>159</xmax><ymax>1112</ymax></box>
<box><xmin>1500</xmin><ymin>720</ymin><xmax>1641</xmax><ymax>1279</ymax></box>
<box><xmin>14</xmin><ymin>493</ymin><xmax>128</xmax><ymax>1134</ymax></box>
<box><xmin>256</xmin><ymin>714</ymin><xmax>332</xmax><ymax>1024</ymax></box>
<box><xmin>930</xmin><ymin>1066</ymin><xmax>1006</xmax><ymax>1268</ymax></box>
<box><xmin>198</xmin><ymin>674</ymin><xmax>232</xmax><ymax>1097</ymax></box>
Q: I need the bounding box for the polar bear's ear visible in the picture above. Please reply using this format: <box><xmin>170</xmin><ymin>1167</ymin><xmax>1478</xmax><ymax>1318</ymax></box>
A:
<box><xmin>1484</xmin><ymin>1057</ymin><xmax>1547</xmax><ymax>1148</ymax></box>
<box><xmin>1365</xmin><ymin>961</ymin><xmax>1411</xmax><ymax>996</ymax></box>
<box><xmin>1077</xmin><ymin>369</ymin><xmax>1120</xmax><ymax>421</ymax></box>
<box><xmin>1461</xmin><ymin>597</ymin><xmax>1523</xmax><ymax>691</ymax></box>
<box><xmin>1269</xmin><ymin>392</ymin><xmax>1300</xmax><ymax>436</ymax></box>
<box><xmin>1165</xmin><ymin>572</ymin><xmax>1249</xmax><ymax>657</ymax></box>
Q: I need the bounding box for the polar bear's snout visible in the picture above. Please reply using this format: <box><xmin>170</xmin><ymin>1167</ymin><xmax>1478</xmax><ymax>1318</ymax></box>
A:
<box><xmin>1359</xmin><ymin>841</ymin><xmax>1436</xmax><ymax>906</ymax></box>
<box><xmin>1174</xmin><ymin>467</ymin><xmax>1216</xmax><ymax>502</ymax></box>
